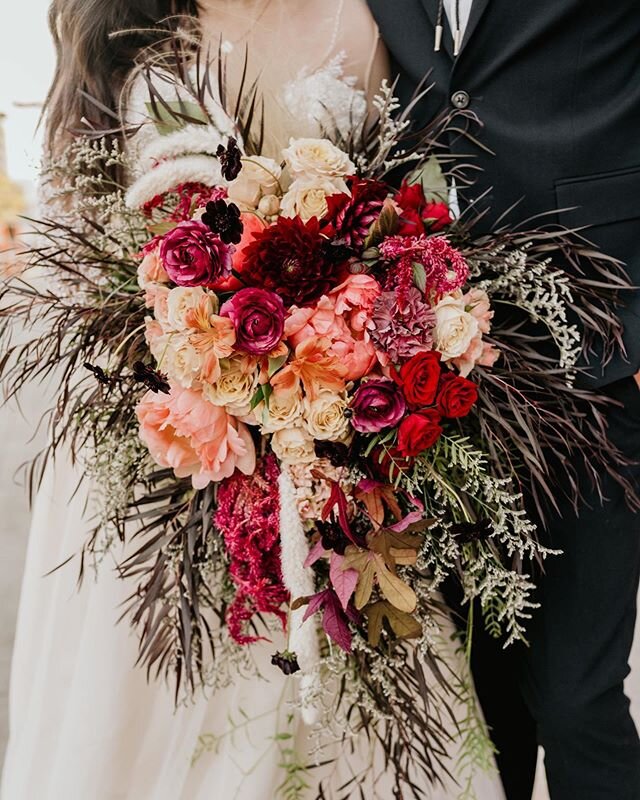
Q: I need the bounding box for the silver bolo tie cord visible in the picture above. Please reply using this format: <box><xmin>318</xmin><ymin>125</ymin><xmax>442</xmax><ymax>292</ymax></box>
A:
<box><xmin>434</xmin><ymin>0</ymin><xmax>462</xmax><ymax>55</ymax></box>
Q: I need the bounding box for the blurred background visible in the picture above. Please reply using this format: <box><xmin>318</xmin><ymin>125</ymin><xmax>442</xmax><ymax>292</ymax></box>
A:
<box><xmin>0</xmin><ymin>0</ymin><xmax>54</xmax><ymax>761</ymax></box>
<box><xmin>0</xmin><ymin>3</ymin><xmax>638</xmax><ymax>799</ymax></box>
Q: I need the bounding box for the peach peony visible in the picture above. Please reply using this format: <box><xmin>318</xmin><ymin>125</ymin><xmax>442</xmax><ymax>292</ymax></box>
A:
<box><xmin>137</xmin><ymin>384</ymin><xmax>256</xmax><ymax>489</ymax></box>
<box><xmin>284</xmin><ymin>278</ymin><xmax>380</xmax><ymax>381</ymax></box>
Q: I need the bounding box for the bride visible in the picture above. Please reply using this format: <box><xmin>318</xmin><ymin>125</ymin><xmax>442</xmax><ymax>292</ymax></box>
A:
<box><xmin>2</xmin><ymin>1</ymin><xmax>505</xmax><ymax>798</ymax></box>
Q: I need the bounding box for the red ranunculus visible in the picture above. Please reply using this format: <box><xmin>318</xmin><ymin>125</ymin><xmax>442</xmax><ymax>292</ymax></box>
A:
<box><xmin>242</xmin><ymin>215</ymin><xmax>338</xmax><ymax>306</ymax></box>
<box><xmin>220</xmin><ymin>287</ymin><xmax>285</xmax><ymax>355</ymax></box>
<box><xmin>436</xmin><ymin>373</ymin><xmax>478</xmax><ymax>418</ymax></box>
<box><xmin>396</xmin><ymin>351</ymin><xmax>442</xmax><ymax>408</ymax></box>
<box><xmin>159</xmin><ymin>220</ymin><xmax>233</xmax><ymax>287</ymax></box>
<box><xmin>397</xmin><ymin>409</ymin><xmax>443</xmax><ymax>457</ymax></box>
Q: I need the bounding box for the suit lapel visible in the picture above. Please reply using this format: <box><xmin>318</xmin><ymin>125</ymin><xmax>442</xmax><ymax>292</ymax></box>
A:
<box><xmin>459</xmin><ymin>0</ymin><xmax>491</xmax><ymax>55</ymax></box>
<box><xmin>419</xmin><ymin>0</ymin><xmax>455</xmax><ymax>60</ymax></box>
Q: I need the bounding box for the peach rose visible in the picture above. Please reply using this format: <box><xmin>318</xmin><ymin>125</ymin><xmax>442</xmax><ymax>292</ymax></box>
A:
<box><xmin>137</xmin><ymin>384</ymin><xmax>256</xmax><ymax>489</ymax></box>
<box><xmin>138</xmin><ymin>247</ymin><xmax>170</xmax><ymax>289</ymax></box>
<box><xmin>452</xmin><ymin>289</ymin><xmax>499</xmax><ymax>376</ymax></box>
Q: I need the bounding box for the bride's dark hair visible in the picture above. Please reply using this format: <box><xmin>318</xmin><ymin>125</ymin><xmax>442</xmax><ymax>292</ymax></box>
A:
<box><xmin>44</xmin><ymin>0</ymin><xmax>199</xmax><ymax>152</ymax></box>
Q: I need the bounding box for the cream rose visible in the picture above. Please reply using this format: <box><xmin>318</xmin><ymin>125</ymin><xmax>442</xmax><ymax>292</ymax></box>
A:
<box><xmin>280</xmin><ymin>177</ymin><xmax>348</xmax><ymax>221</ymax></box>
<box><xmin>283</xmin><ymin>137</ymin><xmax>355</xmax><ymax>179</ymax></box>
<box><xmin>257</xmin><ymin>389</ymin><xmax>304</xmax><ymax>434</ymax></box>
<box><xmin>435</xmin><ymin>295</ymin><xmax>480</xmax><ymax>361</ymax></box>
<box><xmin>202</xmin><ymin>359</ymin><xmax>258</xmax><ymax>416</ymax></box>
<box><xmin>227</xmin><ymin>156</ymin><xmax>282</xmax><ymax>210</ymax></box>
<box><xmin>166</xmin><ymin>286</ymin><xmax>213</xmax><ymax>332</ymax></box>
<box><xmin>150</xmin><ymin>333</ymin><xmax>202</xmax><ymax>389</ymax></box>
<box><xmin>303</xmin><ymin>392</ymin><xmax>351</xmax><ymax>441</ymax></box>
<box><xmin>137</xmin><ymin>247</ymin><xmax>169</xmax><ymax>289</ymax></box>
<box><xmin>271</xmin><ymin>427</ymin><xmax>316</xmax><ymax>465</ymax></box>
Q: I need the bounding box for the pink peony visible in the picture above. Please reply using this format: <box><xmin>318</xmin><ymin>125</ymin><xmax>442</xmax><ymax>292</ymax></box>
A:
<box><xmin>285</xmin><ymin>291</ymin><xmax>378</xmax><ymax>381</ymax></box>
<box><xmin>136</xmin><ymin>384</ymin><xmax>255</xmax><ymax>489</ymax></box>
<box><xmin>159</xmin><ymin>220</ymin><xmax>233</xmax><ymax>287</ymax></box>
<box><xmin>330</xmin><ymin>274</ymin><xmax>382</xmax><ymax>332</ymax></box>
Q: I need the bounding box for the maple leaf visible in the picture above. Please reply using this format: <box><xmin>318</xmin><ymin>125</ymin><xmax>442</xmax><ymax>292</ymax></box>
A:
<box><xmin>363</xmin><ymin>601</ymin><xmax>423</xmax><ymax>647</ymax></box>
<box><xmin>320</xmin><ymin>479</ymin><xmax>358</xmax><ymax>545</ymax></box>
<box><xmin>329</xmin><ymin>553</ymin><xmax>359</xmax><ymax>611</ymax></box>
<box><xmin>355</xmin><ymin>478</ymin><xmax>403</xmax><ymax>527</ymax></box>
<box><xmin>343</xmin><ymin>548</ymin><xmax>417</xmax><ymax>613</ymax></box>
<box><xmin>302</xmin><ymin>588</ymin><xmax>358</xmax><ymax>652</ymax></box>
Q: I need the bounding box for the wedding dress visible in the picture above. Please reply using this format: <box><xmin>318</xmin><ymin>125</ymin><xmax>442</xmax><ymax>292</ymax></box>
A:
<box><xmin>1</xmin><ymin>1</ymin><xmax>505</xmax><ymax>797</ymax></box>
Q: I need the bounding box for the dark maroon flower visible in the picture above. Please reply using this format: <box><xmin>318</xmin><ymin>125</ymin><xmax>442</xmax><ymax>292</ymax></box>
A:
<box><xmin>323</xmin><ymin>177</ymin><xmax>388</xmax><ymax>248</ymax></box>
<box><xmin>201</xmin><ymin>199</ymin><xmax>244</xmax><ymax>245</ymax></box>
<box><xmin>242</xmin><ymin>215</ymin><xmax>340</xmax><ymax>306</ymax></box>
<box><xmin>216</xmin><ymin>136</ymin><xmax>243</xmax><ymax>181</ymax></box>
<box><xmin>271</xmin><ymin>650</ymin><xmax>301</xmax><ymax>675</ymax></box>
<box><xmin>159</xmin><ymin>220</ymin><xmax>233</xmax><ymax>287</ymax></box>
<box><xmin>220</xmin><ymin>287</ymin><xmax>285</xmax><ymax>355</ymax></box>
<box><xmin>350</xmin><ymin>378</ymin><xmax>406</xmax><ymax>433</ymax></box>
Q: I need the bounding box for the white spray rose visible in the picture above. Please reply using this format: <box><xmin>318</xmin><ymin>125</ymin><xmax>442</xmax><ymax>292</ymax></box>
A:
<box><xmin>283</xmin><ymin>137</ymin><xmax>355</xmax><ymax>179</ymax></box>
<box><xmin>435</xmin><ymin>295</ymin><xmax>480</xmax><ymax>361</ymax></box>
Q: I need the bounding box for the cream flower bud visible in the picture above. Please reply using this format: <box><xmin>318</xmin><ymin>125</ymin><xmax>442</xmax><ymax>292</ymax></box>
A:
<box><xmin>283</xmin><ymin>137</ymin><xmax>355</xmax><ymax>179</ymax></box>
<box><xmin>257</xmin><ymin>194</ymin><xmax>281</xmax><ymax>217</ymax></box>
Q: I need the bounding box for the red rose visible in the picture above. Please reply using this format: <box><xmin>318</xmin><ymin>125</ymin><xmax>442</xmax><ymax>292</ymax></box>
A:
<box><xmin>396</xmin><ymin>351</ymin><xmax>442</xmax><ymax>408</ymax></box>
<box><xmin>436</xmin><ymin>373</ymin><xmax>478</xmax><ymax>418</ymax></box>
<box><xmin>395</xmin><ymin>181</ymin><xmax>452</xmax><ymax>235</ymax></box>
<box><xmin>423</xmin><ymin>201</ymin><xmax>452</xmax><ymax>232</ymax></box>
<box><xmin>397</xmin><ymin>409</ymin><xmax>443</xmax><ymax>458</ymax></box>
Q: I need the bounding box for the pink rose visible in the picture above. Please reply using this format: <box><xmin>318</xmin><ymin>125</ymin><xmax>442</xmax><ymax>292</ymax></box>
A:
<box><xmin>136</xmin><ymin>384</ymin><xmax>256</xmax><ymax>489</ymax></box>
<box><xmin>220</xmin><ymin>287</ymin><xmax>285</xmax><ymax>355</ymax></box>
<box><xmin>159</xmin><ymin>220</ymin><xmax>233</xmax><ymax>287</ymax></box>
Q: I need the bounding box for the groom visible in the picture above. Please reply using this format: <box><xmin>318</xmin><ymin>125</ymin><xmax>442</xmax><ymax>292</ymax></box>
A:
<box><xmin>367</xmin><ymin>1</ymin><xmax>640</xmax><ymax>798</ymax></box>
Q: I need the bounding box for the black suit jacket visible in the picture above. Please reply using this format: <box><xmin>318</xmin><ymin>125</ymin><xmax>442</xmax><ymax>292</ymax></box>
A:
<box><xmin>367</xmin><ymin>0</ymin><xmax>640</xmax><ymax>385</ymax></box>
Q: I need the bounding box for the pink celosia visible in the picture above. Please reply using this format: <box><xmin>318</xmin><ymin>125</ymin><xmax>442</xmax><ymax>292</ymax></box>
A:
<box><xmin>136</xmin><ymin>384</ymin><xmax>255</xmax><ymax>489</ymax></box>
<box><xmin>368</xmin><ymin>288</ymin><xmax>436</xmax><ymax>363</ymax></box>
<box><xmin>214</xmin><ymin>455</ymin><xmax>289</xmax><ymax>644</ymax></box>
<box><xmin>379</xmin><ymin>234</ymin><xmax>470</xmax><ymax>298</ymax></box>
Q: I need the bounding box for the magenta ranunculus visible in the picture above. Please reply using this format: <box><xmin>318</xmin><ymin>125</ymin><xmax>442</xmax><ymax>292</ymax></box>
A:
<box><xmin>159</xmin><ymin>220</ymin><xmax>233</xmax><ymax>287</ymax></box>
<box><xmin>350</xmin><ymin>378</ymin><xmax>406</xmax><ymax>433</ymax></box>
<box><xmin>220</xmin><ymin>288</ymin><xmax>285</xmax><ymax>355</ymax></box>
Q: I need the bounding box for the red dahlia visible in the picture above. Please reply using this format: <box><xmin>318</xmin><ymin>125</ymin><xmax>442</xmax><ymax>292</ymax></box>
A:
<box><xmin>243</xmin><ymin>215</ymin><xmax>337</xmax><ymax>306</ymax></box>
<box><xmin>323</xmin><ymin>177</ymin><xmax>388</xmax><ymax>248</ymax></box>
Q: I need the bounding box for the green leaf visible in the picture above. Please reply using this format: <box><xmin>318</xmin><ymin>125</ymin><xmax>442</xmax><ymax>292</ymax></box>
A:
<box><xmin>249</xmin><ymin>386</ymin><xmax>264</xmax><ymax>410</ymax></box>
<box><xmin>145</xmin><ymin>100</ymin><xmax>209</xmax><ymax>136</ymax></box>
<box><xmin>363</xmin><ymin>203</ymin><xmax>399</xmax><ymax>250</ymax></box>
<box><xmin>268</xmin><ymin>354</ymin><xmax>287</xmax><ymax>377</ymax></box>
<box><xmin>412</xmin><ymin>261</ymin><xmax>427</xmax><ymax>293</ymax></box>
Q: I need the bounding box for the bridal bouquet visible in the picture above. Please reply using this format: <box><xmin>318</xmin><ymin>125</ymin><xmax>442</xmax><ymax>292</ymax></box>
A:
<box><xmin>2</xmin><ymin>51</ymin><xmax>634</xmax><ymax>796</ymax></box>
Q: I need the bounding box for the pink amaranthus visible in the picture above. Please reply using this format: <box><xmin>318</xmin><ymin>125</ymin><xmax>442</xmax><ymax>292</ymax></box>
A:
<box><xmin>214</xmin><ymin>454</ymin><xmax>289</xmax><ymax>644</ymax></box>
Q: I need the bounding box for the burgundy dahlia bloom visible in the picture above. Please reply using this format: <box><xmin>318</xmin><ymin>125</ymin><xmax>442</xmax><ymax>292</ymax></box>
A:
<box><xmin>159</xmin><ymin>220</ymin><xmax>233</xmax><ymax>287</ymax></box>
<box><xmin>220</xmin><ymin>287</ymin><xmax>285</xmax><ymax>355</ymax></box>
<box><xmin>350</xmin><ymin>378</ymin><xmax>406</xmax><ymax>433</ymax></box>
<box><xmin>324</xmin><ymin>177</ymin><xmax>388</xmax><ymax>248</ymax></box>
<box><xmin>368</xmin><ymin>288</ymin><xmax>436</xmax><ymax>363</ymax></box>
<box><xmin>242</xmin><ymin>215</ymin><xmax>338</xmax><ymax>306</ymax></box>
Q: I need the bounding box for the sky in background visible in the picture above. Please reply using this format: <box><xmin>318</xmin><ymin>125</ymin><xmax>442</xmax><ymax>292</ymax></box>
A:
<box><xmin>0</xmin><ymin>2</ymin><xmax>55</xmax><ymax>184</ymax></box>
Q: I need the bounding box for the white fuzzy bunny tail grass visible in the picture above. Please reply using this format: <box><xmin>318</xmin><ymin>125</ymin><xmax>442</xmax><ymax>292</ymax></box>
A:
<box><xmin>125</xmin><ymin>155</ymin><xmax>223</xmax><ymax>210</ymax></box>
<box><xmin>278</xmin><ymin>468</ymin><xmax>322</xmax><ymax>725</ymax></box>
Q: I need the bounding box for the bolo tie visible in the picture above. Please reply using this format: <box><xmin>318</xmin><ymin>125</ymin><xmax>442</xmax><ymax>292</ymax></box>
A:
<box><xmin>434</xmin><ymin>0</ymin><xmax>463</xmax><ymax>55</ymax></box>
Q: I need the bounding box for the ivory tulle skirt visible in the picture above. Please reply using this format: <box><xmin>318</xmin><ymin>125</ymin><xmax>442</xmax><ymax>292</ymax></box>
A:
<box><xmin>2</xmin><ymin>457</ymin><xmax>507</xmax><ymax>799</ymax></box>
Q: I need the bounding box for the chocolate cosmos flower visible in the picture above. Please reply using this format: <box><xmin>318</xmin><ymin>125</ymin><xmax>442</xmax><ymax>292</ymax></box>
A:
<box><xmin>201</xmin><ymin>199</ymin><xmax>244</xmax><ymax>245</ymax></box>
<box><xmin>216</xmin><ymin>137</ymin><xmax>243</xmax><ymax>181</ymax></box>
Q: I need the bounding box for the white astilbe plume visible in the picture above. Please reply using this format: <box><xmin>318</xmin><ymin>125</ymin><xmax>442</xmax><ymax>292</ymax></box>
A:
<box><xmin>278</xmin><ymin>469</ymin><xmax>321</xmax><ymax>724</ymax></box>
